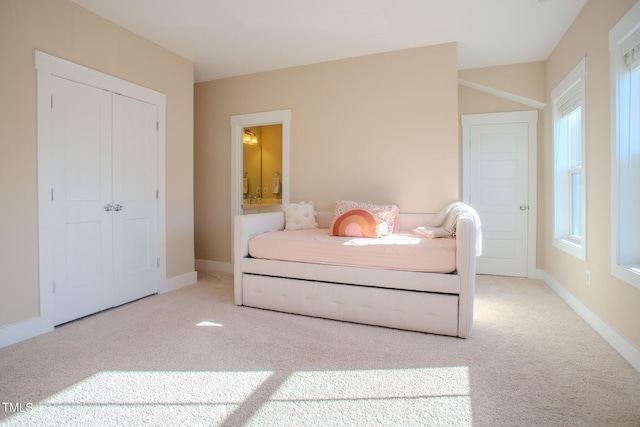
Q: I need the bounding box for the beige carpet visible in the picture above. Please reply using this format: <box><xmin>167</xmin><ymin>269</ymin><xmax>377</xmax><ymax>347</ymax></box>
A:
<box><xmin>0</xmin><ymin>272</ymin><xmax>639</xmax><ymax>426</ymax></box>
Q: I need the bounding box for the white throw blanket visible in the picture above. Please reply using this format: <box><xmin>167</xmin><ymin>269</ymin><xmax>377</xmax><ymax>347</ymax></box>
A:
<box><xmin>412</xmin><ymin>201</ymin><xmax>482</xmax><ymax>256</ymax></box>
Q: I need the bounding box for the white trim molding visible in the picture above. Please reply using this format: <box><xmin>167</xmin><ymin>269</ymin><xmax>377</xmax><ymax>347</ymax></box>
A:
<box><xmin>541</xmin><ymin>271</ymin><xmax>640</xmax><ymax>373</ymax></box>
<box><xmin>230</xmin><ymin>110</ymin><xmax>291</xmax><ymax>261</ymax></box>
<box><xmin>160</xmin><ymin>271</ymin><xmax>199</xmax><ymax>294</ymax></box>
<box><xmin>458</xmin><ymin>79</ymin><xmax>547</xmax><ymax>110</ymax></box>
<box><xmin>0</xmin><ymin>318</ymin><xmax>42</xmax><ymax>349</ymax></box>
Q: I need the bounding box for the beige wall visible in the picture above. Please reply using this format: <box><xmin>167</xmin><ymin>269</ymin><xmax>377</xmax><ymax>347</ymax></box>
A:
<box><xmin>543</xmin><ymin>0</ymin><xmax>640</xmax><ymax>348</ymax></box>
<box><xmin>0</xmin><ymin>0</ymin><xmax>194</xmax><ymax>328</ymax></box>
<box><xmin>195</xmin><ymin>43</ymin><xmax>459</xmax><ymax>264</ymax></box>
<box><xmin>458</xmin><ymin>62</ymin><xmax>547</xmax><ymax>115</ymax></box>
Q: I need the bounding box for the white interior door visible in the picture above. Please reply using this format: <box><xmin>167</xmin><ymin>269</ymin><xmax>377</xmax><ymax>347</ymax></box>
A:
<box><xmin>469</xmin><ymin>122</ymin><xmax>529</xmax><ymax>277</ymax></box>
<box><xmin>112</xmin><ymin>94</ymin><xmax>158</xmax><ymax>306</ymax></box>
<box><xmin>51</xmin><ymin>77</ymin><xmax>114</xmax><ymax>325</ymax></box>
<box><xmin>463</xmin><ymin>111</ymin><xmax>537</xmax><ymax>278</ymax></box>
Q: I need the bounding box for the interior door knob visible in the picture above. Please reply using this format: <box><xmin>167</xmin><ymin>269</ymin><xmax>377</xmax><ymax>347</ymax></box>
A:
<box><xmin>104</xmin><ymin>204</ymin><xmax>114</xmax><ymax>212</ymax></box>
<box><xmin>113</xmin><ymin>204</ymin><xmax>124</xmax><ymax>212</ymax></box>
<box><xmin>520</xmin><ymin>205</ymin><xmax>528</xmax><ymax>211</ymax></box>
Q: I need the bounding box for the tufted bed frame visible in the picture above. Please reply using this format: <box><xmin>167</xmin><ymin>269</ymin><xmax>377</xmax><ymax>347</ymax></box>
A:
<box><xmin>234</xmin><ymin>211</ymin><xmax>478</xmax><ymax>338</ymax></box>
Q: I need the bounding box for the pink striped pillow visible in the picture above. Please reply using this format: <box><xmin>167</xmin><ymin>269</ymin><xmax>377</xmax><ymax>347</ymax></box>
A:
<box><xmin>330</xmin><ymin>209</ymin><xmax>382</xmax><ymax>238</ymax></box>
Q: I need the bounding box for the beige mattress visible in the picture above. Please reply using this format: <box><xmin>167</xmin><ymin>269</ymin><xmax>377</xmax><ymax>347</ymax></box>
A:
<box><xmin>248</xmin><ymin>228</ymin><xmax>456</xmax><ymax>273</ymax></box>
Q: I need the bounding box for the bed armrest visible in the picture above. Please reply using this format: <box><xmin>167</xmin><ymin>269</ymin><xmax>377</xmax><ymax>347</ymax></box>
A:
<box><xmin>234</xmin><ymin>212</ymin><xmax>285</xmax><ymax>305</ymax></box>
<box><xmin>455</xmin><ymin>216</ymin><xmax>477</xmax><ymax>338</ymax></box>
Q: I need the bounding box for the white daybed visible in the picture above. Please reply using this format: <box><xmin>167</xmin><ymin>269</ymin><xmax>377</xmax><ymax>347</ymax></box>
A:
<box><xmin>234</xmin><ymin>210</ymin><xmax>478</xmax><ymax>338</ymax></box>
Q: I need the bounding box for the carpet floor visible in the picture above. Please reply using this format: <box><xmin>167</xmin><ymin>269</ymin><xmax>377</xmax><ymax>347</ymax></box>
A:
<box><xmin>0</xmin><ymin>272</ymin><xmax>638</xmax><ymax>426</ymax></box>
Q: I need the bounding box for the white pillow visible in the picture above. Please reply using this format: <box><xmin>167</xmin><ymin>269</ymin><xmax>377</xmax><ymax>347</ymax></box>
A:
<box><xmin>282</xmin><ymin>201</ymin><xmax>318</xmax><ymax>230</ymax></box>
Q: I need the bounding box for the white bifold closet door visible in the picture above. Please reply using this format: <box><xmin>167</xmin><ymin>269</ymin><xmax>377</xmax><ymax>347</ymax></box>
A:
<box><xmin>51</xmin><ymin>76</ymin><xmax>158</xmax><ymax>326</ymax></box>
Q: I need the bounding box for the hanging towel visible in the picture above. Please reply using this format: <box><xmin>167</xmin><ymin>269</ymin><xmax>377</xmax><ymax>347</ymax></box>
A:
<box><xmin>272</xmin><ymin>177</ymin><xmax>280</xmax><ymax>195</ymax></box>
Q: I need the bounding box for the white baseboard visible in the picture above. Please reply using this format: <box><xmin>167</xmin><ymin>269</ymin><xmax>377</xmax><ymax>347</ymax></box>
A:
<box><xmin>159</xmin><ymin>271</ymin><xmax>198</xmax><ymax>294</ymax></box>
<box><xmin>195</xmin><ymin>259</ymin><xmax>233</xmax><ymax>274</ymax></box>
<box><xmin>0</xmin><ymin>272</ymin><xmax>198</xmax><ymax>349</ymax></box>
<box><xmin>528</xmin><ymin>268</ymin><xmax>545</xmax><ymax>280</ymax></box>
<box><xmin>541</xmin><ymin>271</ymin><xmax>640</xmax><ymax>373</ymax></box>
<box><xmin>0</xmin><ymin>317</ymin><xmax>45</xmax><ymax>349</ymax></box>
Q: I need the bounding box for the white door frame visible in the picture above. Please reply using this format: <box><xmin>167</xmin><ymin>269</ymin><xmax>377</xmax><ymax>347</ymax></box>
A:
<box><xmin>462</xmin><ymin>111</ymin><xmax>538</xmax><ymax>278</ymax></box>
<box><xmin>36</xmin><ymin>51</ymin><xmax>167</xmax><ymax>333</ymax></box>
<box><xmin>230</xmin><ymin>110</ymin><xmax>291</xmax><ymax>246</ymax></box>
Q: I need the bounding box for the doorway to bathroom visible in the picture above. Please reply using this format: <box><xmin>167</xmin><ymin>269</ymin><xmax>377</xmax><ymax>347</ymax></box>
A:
<box><xmin>230</xmin><ymin>110</ymin><xmax>291</xmax><ymax>237</ymax></box>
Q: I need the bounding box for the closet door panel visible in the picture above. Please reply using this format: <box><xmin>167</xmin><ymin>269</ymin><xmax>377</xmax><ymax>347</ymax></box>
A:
<box><xmin>51</xmin><ymin>77</ymin><xmax>114</xmax><ymax>325</ymax></box>
<box><xmin>112</xmin><ymin>94</ymin><xmax>158</xmax><ymax>306</ymax></box>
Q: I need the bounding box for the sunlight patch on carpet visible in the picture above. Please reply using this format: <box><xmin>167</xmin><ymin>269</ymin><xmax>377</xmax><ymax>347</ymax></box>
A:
<box><xmin>196</xmin><ymin>320</ymin><xmax>224</xmax><ymax>327</ymax></box>
<box><xmin>249</xmin><ymin>367</ymin><xmax>472</xmax><ymax>426</ymax></box>
<box><xmin>8</xmin><ymin>370</ymin><xmax>272</xmax><ymax>425</ymax></box>
<box><xmin>5</xmin><ymin>367</ymin><xmax>471</xmax><ymax>426</ymax></box>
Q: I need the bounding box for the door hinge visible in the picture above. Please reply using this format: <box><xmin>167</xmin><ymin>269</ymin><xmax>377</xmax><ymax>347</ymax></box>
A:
<box><xmin>51</xmin><ymin>95</ymin><xmax>53</xmax><ymax>109</ymax></box>
<box><xmin>156</xmin><ymin>121</ymin><xmax>159</xmax><ymax>131</ymax></box>
<box><xmin>51</xmin><ymin>188</ymin><xmax>54</xmax><ymax>201</ymax></box>
<box><xmin>157</xmin><ymin>258</ymin><xmax>160</xmax><ymax>268</ymax></box>
<box><xmin>156</xmin><ymin>189</ymin><xmax>159</xmax><ymax>200</ymax></box>
<box><xmin>52</xmin><ymin>280</ymin><xmax>56</xmax><ymax>293</ymax></box>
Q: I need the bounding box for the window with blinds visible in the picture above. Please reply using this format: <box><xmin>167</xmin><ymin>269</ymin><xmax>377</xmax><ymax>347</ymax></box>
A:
<box><xmin>552</xmin><ymin>58</ymin><xmax>586</xmax><ymax>260</ymax></box>
<box><xmin>610</xmin><ymin>3</ymin><xmax>640</xmax><ymax>288</ymax></box>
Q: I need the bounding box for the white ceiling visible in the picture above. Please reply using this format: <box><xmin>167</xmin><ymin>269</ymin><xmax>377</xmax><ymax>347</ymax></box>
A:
<box><xmin>71</xmin><ymin>0</ymin><xmax>588</xmax><ymax>83</ymax></box>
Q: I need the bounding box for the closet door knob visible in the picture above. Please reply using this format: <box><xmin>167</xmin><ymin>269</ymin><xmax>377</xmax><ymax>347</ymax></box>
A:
<box><xmin>104</xmin><ymin>204</ymin><xmax>114</xmax><ymax>212</ymax></box>
<box><xmin>113</xmin><ymin>204</ymin><xmax>124</xmax><ymax>212</ymax></box>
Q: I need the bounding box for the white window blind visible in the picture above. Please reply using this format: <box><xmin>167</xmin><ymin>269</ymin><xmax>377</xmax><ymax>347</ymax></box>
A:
<box><xmin>622</xmin><ymin>28</ymin><xmax>640</xmax><ymax>70</ymax></box>
<box><xmin>558</xmin><ymin>93</ymin><xmax>582</xmax><ymax>117</ymax></box>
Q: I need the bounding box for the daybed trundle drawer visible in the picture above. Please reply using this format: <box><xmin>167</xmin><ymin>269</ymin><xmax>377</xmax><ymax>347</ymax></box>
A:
<box><xmin>242</xmin><ymin>274</ymin><xmax>459</xmax><ymax>337</ymax></box>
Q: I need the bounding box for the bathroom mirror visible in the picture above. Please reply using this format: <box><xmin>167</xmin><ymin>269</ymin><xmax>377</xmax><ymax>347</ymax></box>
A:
<box><xmin>241</xmin><ymin>124</ymin><xmax>283</xmax><ymax>210</ymax></box>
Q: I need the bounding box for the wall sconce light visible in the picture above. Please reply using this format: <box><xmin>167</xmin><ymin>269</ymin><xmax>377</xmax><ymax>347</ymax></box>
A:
<box><xmin>244</xmin><ymin>130</ymin><xmax>258</xmax><ymax>144</ymax></box>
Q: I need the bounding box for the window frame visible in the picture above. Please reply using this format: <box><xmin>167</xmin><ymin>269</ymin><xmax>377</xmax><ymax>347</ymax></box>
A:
<box><xmin>552</xmin><ymin>58</ymin><xmax>587</xmax><ymax>260</ymax></box>
<box><xmin>610</xmin><ymin>2</ymin><xmax>640</xmax><ymax>289</ymax></box>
